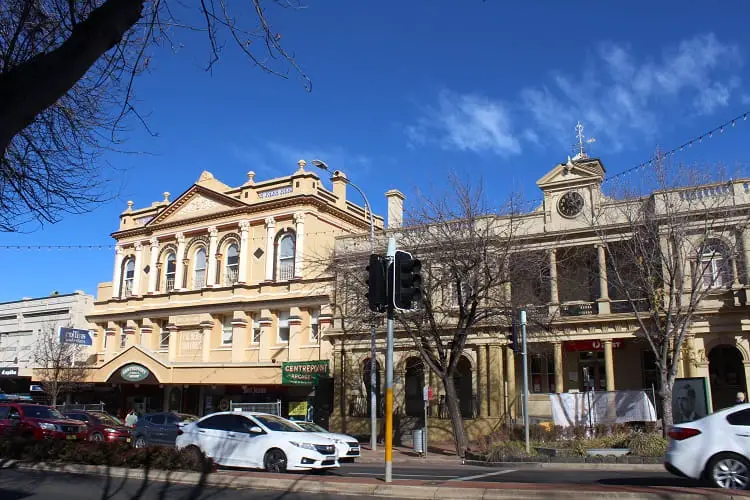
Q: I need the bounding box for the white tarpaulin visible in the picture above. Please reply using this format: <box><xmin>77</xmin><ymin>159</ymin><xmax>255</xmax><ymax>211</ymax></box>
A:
<box><xmin>550</xmin><ymin>390</ymin><xmax>657</xmax><ymax>427</ymax></box>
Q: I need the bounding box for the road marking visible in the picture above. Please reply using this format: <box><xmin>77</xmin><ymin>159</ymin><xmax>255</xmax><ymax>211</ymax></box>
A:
<box><xmin>456</xmin><ymin>469</ymin><xmax>517</xmax><ymax>481</ymax></box>
<box><xmin>346</xmin><ymin>472</ymin><xmax>461</xmax><ymax>479</ymax></box>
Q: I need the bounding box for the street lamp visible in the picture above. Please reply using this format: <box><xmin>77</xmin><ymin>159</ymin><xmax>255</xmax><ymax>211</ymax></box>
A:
<box><xmin>311</xmin><ymin>159</ymin><xmax>378</xmax><ymax>452</ymax></box>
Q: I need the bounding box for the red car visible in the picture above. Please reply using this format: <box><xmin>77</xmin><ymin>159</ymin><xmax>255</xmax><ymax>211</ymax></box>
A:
<box><xmin>0</xmin><ymin>403</ymin><xmax>88</xmax><ymax>441</ymax></box>
<box><xmin>63</xmin><ymin>410</ymin><xmax>132</xmax><ymax>443</ymax></box>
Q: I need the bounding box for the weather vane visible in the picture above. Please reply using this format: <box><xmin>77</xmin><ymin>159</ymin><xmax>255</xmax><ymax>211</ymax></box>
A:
<box><xmin>573</xmin><ymin>121</ymin><xmax>596</xmax><ymax>159</ymax></box>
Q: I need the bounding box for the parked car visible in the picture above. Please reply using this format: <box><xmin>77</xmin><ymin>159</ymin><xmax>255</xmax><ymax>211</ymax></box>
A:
<box><xmin>292</xmin><ymin>421</ymin><xmax>360</xmax><ymax>461</ymax></box>
<box><xmin>63</xmin><ymin>411</ymin><xmax>132</xmax><ymax>443</ymax></box>
<box><xmin>132</xmin><ymin>412</ymin><xmax>198</xmax><ymax>448</ymax></box>
<box><xmin>665</xmin><ymin>403</ymin><xmax>750</xmax><ymax>489</ymax></box>
<box><xmin>176</xmin><ymin>411</ymin><xmax>338</xmax><ymax>472</ymax></box>
<box><xmin>0</xmin><ymin>403</ymin><xmax>87</xmax><ymax>441</ymax></box>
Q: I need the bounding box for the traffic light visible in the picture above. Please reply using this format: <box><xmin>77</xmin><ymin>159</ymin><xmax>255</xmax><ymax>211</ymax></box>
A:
<box><xmin>507</xmin><ymin>319</ymin><xmax>519</xmax><ymax>353</ymax></box>
<box><xmin>366</xmin><ymin>254</ymin><xmax>388</xmax><ymax>313</ymax></box>
<box><xmin>392</xmin><ymin>250</ymin><xmax>422</xmax><ymax>311</ymax></box>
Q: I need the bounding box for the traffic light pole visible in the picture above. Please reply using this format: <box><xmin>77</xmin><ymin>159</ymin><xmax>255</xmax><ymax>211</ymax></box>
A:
<box><xmin>384</xmin><ymin>236</ymin><xmax>396</xmax><ymax>483</ymax></box>
<box><xmin>521</xmin><ymin>309</ymin><xmax>530</xmax><ymax>454</ymax></box>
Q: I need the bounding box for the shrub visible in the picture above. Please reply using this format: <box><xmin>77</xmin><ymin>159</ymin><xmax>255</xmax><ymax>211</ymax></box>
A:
<box><xmin>0</xmin><ymin>440</ymin><xmax>214</xmax><ymax>472</ymax></box>
<box><xmin>628</xmin><ymin>433</ymin><xmax>667</xmax><ymax>457</ymax></box>
<box><xmin>486</xmin><ymin>440</ymin><xmax>537</xmax><ymax>461</ymax></box>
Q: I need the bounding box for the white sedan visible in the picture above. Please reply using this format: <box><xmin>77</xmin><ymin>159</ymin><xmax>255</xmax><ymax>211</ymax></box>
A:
<box><xmin>665</xmin><ymin>403</ymin><xmax>750</xmax><ymax>489</ymax></box>
<box><xmin>293</xmin><ymin>421</ymin><xmax>360</xmax><ymax>461</ymax></box>
<box><xmin>176</xmin><ymin>411</ymin><xmax>339</xmax><ymax>472</ymax></box>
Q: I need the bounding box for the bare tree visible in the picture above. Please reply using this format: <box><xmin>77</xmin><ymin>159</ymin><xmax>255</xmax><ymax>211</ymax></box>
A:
<box><xmin>590</xmin><ymin>154</ymin><xmax>749</xmax><ymax>430</ymax></box>
<box><xmin>32</xmin><ymin>324</ymin><xmax>91</xmax><ymax>406</ymax></box>
<box><xmin>0</xmin><ymin>1</ymin><xmax>309</xmax><ymax>232</ymax></box>
<box><xmin>330</xmin><ymin>175</ymin><xmax>549</xmax><ymax>457</ymax></box>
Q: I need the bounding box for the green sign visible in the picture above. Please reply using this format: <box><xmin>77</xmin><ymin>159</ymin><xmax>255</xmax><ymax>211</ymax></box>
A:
<box><xmin>282</xmin><ymin>360</ymin><xmax>329</xmax><ymax>385</ymax></box>
<box><xmin>120</xmin><ymin>363</ymin><xmax>150</xmax><ymax>383</ymax></box>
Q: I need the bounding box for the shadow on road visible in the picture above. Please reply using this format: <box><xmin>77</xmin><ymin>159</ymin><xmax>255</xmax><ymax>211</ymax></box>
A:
<box><xmin>596</xmin><ymin>476</ymin><xmax>705</xmax><ymax>488</ymax></box>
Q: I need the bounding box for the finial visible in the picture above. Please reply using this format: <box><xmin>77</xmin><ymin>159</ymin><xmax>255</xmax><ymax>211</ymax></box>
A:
<box><xmin>247</xmin><ymin>171</ymin><xmax>256</xmax><ymax>184</ymax></box>
<box><xmin>126</xmin><ymin>200</ymin><xmax>134</xmax><ymax>211</ymax></box>
<box><xmin>573</xmin><ymin>121</ymin><xmax>596</xmax><ymax>160</ymax></box>
<box><xmin>163</xmin><ymin>192</ymin><xmax>170</xmax><ymax>203</ymax></box>
<box><xmin>297</xmin><ymin>159</ymin><xmax>306</xmax><ymax>172</ymax></box>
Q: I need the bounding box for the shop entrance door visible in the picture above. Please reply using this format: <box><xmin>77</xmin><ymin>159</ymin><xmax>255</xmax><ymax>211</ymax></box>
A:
<box><xmin>579</xmin><ymin>351</ymin><xmax>607</xmax><ymax>391</ymax></box>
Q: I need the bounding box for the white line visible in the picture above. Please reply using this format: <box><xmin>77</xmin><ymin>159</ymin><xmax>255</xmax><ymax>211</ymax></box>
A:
<box><xmin>456</xmin><ymin>469</ymin><xmax>517</xmax><ymax>481</ymax></box>
<box><xmin>346</xmin><ymin>472</ymin><xmax>461</xmax><ymax>479</ymax></box>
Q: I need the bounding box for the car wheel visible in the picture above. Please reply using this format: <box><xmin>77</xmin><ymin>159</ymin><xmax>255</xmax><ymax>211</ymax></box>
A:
<box><xmin>707</xmin><ymin>453</ymin><xmax>750</xmax><ymax>490</ymax></box>
<box><xmin>263</xmin><ymin>449</ymin><xmax>287</xmax><ymax>473</ymax></box>
<box><xmin>90</xmin><ymin>432</ymin><xmax>104</xmax><ymax>442</ymax></box>
<box><xmin>133</xmin><ymin>436</ymin><xmax>147</xmax><ymax>449</ymax></box>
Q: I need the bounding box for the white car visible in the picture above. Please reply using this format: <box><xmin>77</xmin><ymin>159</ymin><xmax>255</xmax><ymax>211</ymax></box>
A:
<box><xmin>665</xmin><ymin>403</ymin><xmax>750</xmax><ymax>489</ymax></box>
<box><xmin>176</xmin><ymin>411</ymin><xmax>339</xmax><ymax>472</ymax></box>
<box><xmin>293</xmin><ymin>421</ymin><xmax>360</xmax><ymax>461</ymax></box>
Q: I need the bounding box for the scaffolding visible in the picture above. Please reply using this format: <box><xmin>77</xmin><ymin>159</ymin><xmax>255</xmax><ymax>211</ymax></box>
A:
<box><xmin>229</xmin><ymin>400</ymin><xmax>282</xmax><ymax>415</ymax></box>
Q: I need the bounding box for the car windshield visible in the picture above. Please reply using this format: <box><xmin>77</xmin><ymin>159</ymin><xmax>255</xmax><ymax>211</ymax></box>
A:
<box><xmin>254</xmin><ymin>415</ymin><xmax>301</xmax><ymax>432</ymax></box>
<box><xmin>21</xmin><ymin>406</ymin><xmax>64</xmax><ymax>419</ymax></box>
<box><xmin>297</xmin><ymin>422</ymin><xmax>327</xmax><ymax>433</ymax></box>
<box><xmin>92</xmin><ymin>413</ymin><xmax>124</xmax><ymax>426</ymax></box>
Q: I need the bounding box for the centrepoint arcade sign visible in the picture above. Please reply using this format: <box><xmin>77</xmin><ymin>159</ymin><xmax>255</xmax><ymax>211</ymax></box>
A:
<box><xmin>281</xmin><ymin>360</ymin><xmax>329</xmax><ymax>385</ymax></box>
<box><xmin>119</xmin><ymin>364</ymin><xmax>151</xmax><ymax>383</ymax></box>
<box><xmin>59</xmin><ymin>327</ymin><xmax>93</xmax><ymax>346</ymax></box>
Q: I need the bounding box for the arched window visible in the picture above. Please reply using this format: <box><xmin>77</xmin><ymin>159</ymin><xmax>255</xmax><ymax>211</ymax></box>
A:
<box><xmin>225</xmin><ymin>244</ymin><xmax>239</xmax><ymax>285</ymax></box>
<box><xmin>121</xmin><ymin>258</ymin><xmax>135</xmax><ymax>297</ymax></box>
<box><xmin>165</xmin><ymin>252</ymin><xmax>177</xmax><ymax>291</ymax></box>
<box><xmin>699</xmin><ymin>239</ymin><xmax>731</xmax><ymax>289</ymax></box>
<box><xmin>194</xmin><ymin>247</ymin><xmax>207</xmax><ymax>289</ymax></box>
<box><xmin>276</xmin><ymin>233</ymin><xmax>296</xmax><ymax>281</ymax></box>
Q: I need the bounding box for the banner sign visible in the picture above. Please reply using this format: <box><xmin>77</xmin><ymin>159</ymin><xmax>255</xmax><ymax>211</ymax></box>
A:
<box><xmin>289</xmin><ymin>401</ymin><xmax>308</xmax><ymax>417</ymax></box>
<box><xmin>0</xmin><ymin>367</ymin><xmax>19</xmax><ymax>378</ymax></box>
<box><xmin>281</xmin><ymin>360</ymin><xmax>329</xmax><ymax>385</ymax></box>
<box><xmin>59</xmin><ymin>327</ymin><xmax>93</xmax><ymax>346</ymax></box>
<box><xmin>564</xmin><ymin>339</ymin><xmax>624</xmax><ymax>352</ymax></box>
<box><xmin>120</xmin><ymin>364</ymin><xmax>150</xmax><ymax>383</ymax></box>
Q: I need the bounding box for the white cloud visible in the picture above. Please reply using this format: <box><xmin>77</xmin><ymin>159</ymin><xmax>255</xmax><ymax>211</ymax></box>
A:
<box><xmin>406</xmin><ymin>90</ymin><xmax>521</xmax><ymax>156</ymax></box>
<box><xmin>742</xmin><ymin>94</ymin><xmax>750</xmax><ymax>105</ymax></box>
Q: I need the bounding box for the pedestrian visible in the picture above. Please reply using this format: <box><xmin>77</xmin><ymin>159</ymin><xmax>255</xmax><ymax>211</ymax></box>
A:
<box><xmin>736</xmin><ymin>392</ymin><xmax>746</xmax><ymax>405</ymax></box>
<box><xmin>125</xmin><ymin>408</ymin><xmax>138</xmax><ymax>428</ymax></box>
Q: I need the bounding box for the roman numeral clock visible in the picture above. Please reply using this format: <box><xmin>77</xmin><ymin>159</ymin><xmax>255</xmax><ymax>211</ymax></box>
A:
<box><xmin>558</xmin><ymin>190</ymin><xmax>585</xmax><ymax>218</ymax></box>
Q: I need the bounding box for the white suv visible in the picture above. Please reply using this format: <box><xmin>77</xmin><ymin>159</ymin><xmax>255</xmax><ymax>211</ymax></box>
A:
<box><xmin>176</xmin><ymin>411</ymin><xmax>338</xmax><ymax>473</ymax></box>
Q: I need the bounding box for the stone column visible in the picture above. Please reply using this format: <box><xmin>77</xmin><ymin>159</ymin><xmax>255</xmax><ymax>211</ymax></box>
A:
<box><xmin>258</xmin><ymin>309</ymin><xmax>273</xmax><ymax>362</ymax></box>
<box><xmin>732</xmin><ymin>253</ymin><xmax>741</xmax><ymax>287</ymax></box>
<box><xmin>167</xmin><ymin>323</ymin><xmax>178</xmax><ymax>363</ymax></box>
<box><xmin>488</xmin><ymin>345</ymin><xmax>504</xmax><ymax>417</ymax></box>
<box><xmin>549</xmin><ymin>248</ymin><xmax>559</xmax><ymax>304</ymax></box>
<box><xmin>238</xmin><ymin>221</ymin><xmax>250</xmax><ymax>283</ymax></box>
<box><xmin>553</xmin><ymin>341</ymin><xmax>564</xmax><ymax>394</ymax></box>
<box><xmin>200</xmin><ymin>320</ymin><xmax>214</xmax><ymax>362</ymax></box>
<box><xmin>148</xmin><ymin>237</ymin><xmax>159</xmax><ymax>293</ymax></box>
<box><xmin>264</xmin><ymin>217</ymin><xmax>276</xmax><ymax>281</ymax></box>
<box><xmin>603</xmin><ymin>340</ymin><xmax>615</xmax><ymax>391</ymax></box>
<box><xmin>294</xmin><ymin>212</ymin><xmax>305</xmax><ymax>279</ymax></box>
<box><xmin>231</xmin><ymin>312</ymin><xmax>249</xmax><ymax>363</ymax></box>
<box><xmin>477</xmin><ymin>345</ymin><xmax>489</xmax><ymax>418</ymax></box>
<box><xmin>112</xmin><ymin>245</ymin><xmax>124</xmax><ymax>299</ymax></box>
<box><xmin>288</xmin><ymin>306</ymin><xmax>303</xmax><ymax>359</ymax></box>
<box><xmin>505</xmin><ymin>346</ymin><xmax>516</xmax><ymax>418</ymax></box>
<box><xmin>174</xmin><ymin>233</ymin><xmax>186</xmax><ymax>290</ymax></box>
<box><xmin>596</xmin><ymin>245</ymin><xmax>611</xmax><ymax>314</ymax></box>
<box><xmin>132</xmin><ymin>243</ymin><xmax>143</xmax><ymax>296</ymax></box>
<box><xmin>686</xmin><ymin>335</ymin><xmax>698</xmax><ymax>377</ymax></box>
<box><xmin>743</xmin><ymin>229</ymin><xmax>750</xmax><ymax>285</ymax></box>
<box><xmin>207</xmin><ymin>226</ymin><xmax>218</xmax><ymax>287</ymax></box>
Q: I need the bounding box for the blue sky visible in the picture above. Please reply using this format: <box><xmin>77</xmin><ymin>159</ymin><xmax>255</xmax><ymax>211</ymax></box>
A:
<box><xmin>2</xmin><ymin>0</ymin><xmax>750</xmax><ymax>302</ymax></box>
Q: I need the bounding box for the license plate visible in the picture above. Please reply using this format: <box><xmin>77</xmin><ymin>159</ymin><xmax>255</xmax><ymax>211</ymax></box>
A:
<box><xmin>66</xmin><ymin>435</ymin><xmax>77</xmax><ymax>440</ymax></box>
<box><xmin>326</xmin><ymin>456</ymin><xmax>336</xmax><ymax>461</ymax></box>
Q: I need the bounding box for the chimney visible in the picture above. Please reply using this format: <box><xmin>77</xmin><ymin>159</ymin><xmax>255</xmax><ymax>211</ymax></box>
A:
<box><xmin>331</xmin><ymin>170</ymin><xmax>348</xmax><ymax>208</ymax></box>
<box><xmin>385</xmin><ymin>189</ymin><xmax>406</xmax><ymax>229</ymax></box>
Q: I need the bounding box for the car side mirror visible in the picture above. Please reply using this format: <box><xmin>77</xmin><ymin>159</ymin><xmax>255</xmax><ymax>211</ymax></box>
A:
<box><xmin>248</xmin><ymin>426</ymin><xmax>263</xmax><ymax>434</ymax></box>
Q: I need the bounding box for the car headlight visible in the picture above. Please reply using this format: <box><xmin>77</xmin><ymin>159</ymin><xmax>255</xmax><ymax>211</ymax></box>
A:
<box><xmin>289</xmin><ymin>441</ymin><xmax>317</xmax><ymax>451</ymax></box>
<box><xmin>39</xmin><ymin>422</ymin><xmax>56</xmax><ymax>431</ymax></box>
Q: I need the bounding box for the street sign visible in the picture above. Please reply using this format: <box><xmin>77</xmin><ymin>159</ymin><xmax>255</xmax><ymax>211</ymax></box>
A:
<box><xmin>59</xmin><ymin>327</ymin><xmax>93</xmax><ymax>346</ymax></box>
<box><xmin>423</xmin><ymin>386</ymin><xmax>433</xmax><ymax>401</ymax></box>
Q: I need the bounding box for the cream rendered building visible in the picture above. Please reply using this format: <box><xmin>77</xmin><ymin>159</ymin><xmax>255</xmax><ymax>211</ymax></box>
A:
<box><xmin>83</xmin><ymin>160</ymin><xmax>385</xmax><ymax>422</ymax></box>
<box><xmin>329</xmin><ymin>153</ymin><xmax>750</xmax><ymax>442</ymax></box>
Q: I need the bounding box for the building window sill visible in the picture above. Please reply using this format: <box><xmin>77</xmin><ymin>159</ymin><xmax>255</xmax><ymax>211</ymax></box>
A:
<box><xmin>245</xmin><ymin>347</ymin><xmax>261</xmax><ymax>351</ymax></box>
<box><xmin>157</xmin><ymin>349</ymin><xmax>168</xmax><ymax>353</ymax></box>
<box><xmin>211</xmin><ymin>347</ymin><xmax>233</xmax><ymax>351</ymax></box>
<box><xmin>300</xmin><ymin>344</ymin><xmax>320</xmax><ymax>348</ymax></box>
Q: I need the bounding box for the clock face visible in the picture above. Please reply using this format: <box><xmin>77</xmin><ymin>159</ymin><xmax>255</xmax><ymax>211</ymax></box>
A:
<box><xmin>558</xmin><ymin>191</ymin><xmax>584</xmax><ymax>218</ymax></box>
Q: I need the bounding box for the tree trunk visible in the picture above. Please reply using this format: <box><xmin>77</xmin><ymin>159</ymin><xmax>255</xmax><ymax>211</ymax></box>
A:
<box><xmin>442</xmin><ymin>375</ymin><xmax>468</xmax><ymax>458</ymax></box>
<box><xmin>660</xmin><ymin>373</ymin><xmax>674</xmax><ymax>435</ymax></box>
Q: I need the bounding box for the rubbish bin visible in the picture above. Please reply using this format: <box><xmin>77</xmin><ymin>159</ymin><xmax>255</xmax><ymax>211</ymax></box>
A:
<box><xmin>412</xmin><ymin>428</ymin><xmax>425</xmax><ymax>454</ymax></box>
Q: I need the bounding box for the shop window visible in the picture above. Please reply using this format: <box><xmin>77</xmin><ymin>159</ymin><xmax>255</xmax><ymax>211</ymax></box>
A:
<box><xmin>222</xmin><ymin>316</ymin><xmax>233</xmax><ymax>345</ymax></box>
<box><xmin>278</xmin><ymin>311</ymin><xmax>290</xmax><ymax>343</ymax></box>
<box><xmin>310</xmin><ymin>309</ymin><xmax>319</xmax><ymax>342</ymax></box>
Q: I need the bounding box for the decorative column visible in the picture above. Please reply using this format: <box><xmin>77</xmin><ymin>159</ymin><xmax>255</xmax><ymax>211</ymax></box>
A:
<box><xmin>264</xmin><ymin>217</ymin><xmax>276</xmax><ymax>281</ymax></box>
<box><xmin>294</xmin><ymin>212</ymin><xmax>305</xmax><ymax>279</ymax></box>
<box><xmin>112</xmin><ymin>245</ymin><xmax>124</xmax><ymax>299</ymax></box>
<box><xmin>207</xmin><ymin>226</ymin><xmax>219</xmax><ymax>287</ymax></box>
<box><xmin>505</xmin><ymin>346</ymin><xmax>516</xmax><ymax>418</ymax></box>
<box><xmin>743</xmin><ymin>229</ymin><xmax>750</xmax><ymax>285</ymax></box>
<box><xmin>132</xmin><ymin>243</ymin><xmax>143</xmax><ymax>296</ymax></box>
<box><xmin>603</xmin><ymin>340</ymin><xmax>615</xmax><ymax>391</ymax></box>
<box><xmin>685</xmin><ymin>335</ymin><xmax>698</xmax><ymax>377</ymax></box>
<box><xmin>148</xmin><ymin>237</ymin><xmax>159</xmax><ymax>293</ymax></box>
<box><xmin>200</xmin><ymin>320</ymin><xmax>214</xmax><ymax>362</ymax></box>
<box><xmin>231</xmin><ymin>312</ymin><xmax>249</xmax><ymax>363</ymax></box>
<box><xmin>553</xmin><ymin>342</ymin><xmax>564</xmax><ymax>394</ymax></box>
<box><xmin>174</xmin><ymin>232</ymin><xmax>186</xmax><ymax>290</ymax></box>
<box><xmin>596</xmin><ymin>245</ymin><xmax>610</xmax><ymax>314</ymax></box>
<box><xmin>549</xmin><ymin>249</ymin><xmax>559</xmax><ymax>304</ymax></box>
<box><xmin>167</xmin><ymin>323</ymin><xmax>178</xmax><ymax>363</ymax></box>
<box><xmin>478</xmin><ymin>345</ymin><xmax>489</xmax><ymax>418</ymax></box>
<box><xmin>238</xmin><ymin>221</ymin><xmax>250</xmax><ymax>283</ymax></box>
<box><xmin>488</xmin><ymin>345</ymin><xmax>504</xmax><ymax>417</ymax></box>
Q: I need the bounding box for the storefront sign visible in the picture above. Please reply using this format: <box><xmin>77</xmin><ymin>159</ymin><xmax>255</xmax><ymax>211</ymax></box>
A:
<box><xmin>564</xmin><ymin>339</ymin><xmax>625</xmax><ymax>352</ymax></box>
<box><xmin>0</xmin><ymin>367</ymin><xmax>19</xmax><ymax>378</ymax></box>
<box><xmin>281</xmin><ymin>360</ymin><xmax>329</xmax><ymax>385</ymax></box>
<box><xmin>59</xmin><ymin>327</ymin><xmax>93</xmax><ymax>346</ymax></box>
<box><xmin>289</xmin><ymin>401</ymin><xmax>308</xmax><ymax>417</ymax></box>
<box><xmin>119</xmin><ymin>364</ymin><xmax>150</xmax><ymax>382</ymax></box>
